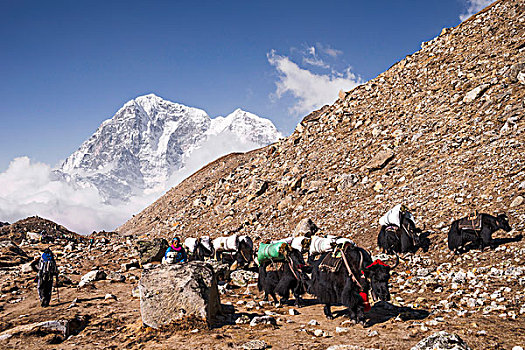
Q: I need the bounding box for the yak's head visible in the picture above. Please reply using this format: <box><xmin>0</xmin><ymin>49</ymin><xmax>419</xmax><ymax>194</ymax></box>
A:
<box><xmin>363</xmin><ymin>258</ymin><xmax>397</xmax><ymax>302</ymax></box>
<box><xmin>288</xmin><ymin>248</ymin><xmax>307</xmax><ymax>268</ymax></box>
<box><xmin>496</xmin><ymin>214</ymin><xmax>512</xmax><ymax>232</ymax></box>
<box><xmin>236</xmin><ymin>240</ymin><xmax>254</xmax><ymax>265</ymax></box>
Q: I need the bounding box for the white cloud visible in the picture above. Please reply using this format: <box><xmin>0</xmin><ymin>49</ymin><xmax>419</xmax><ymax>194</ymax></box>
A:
<box><xmin>316</xmin><ymin>43</ymin><xmax>343</xmax><ymax>58</ymax></box>
<box><xmin>0</xmin><ymin>157</ymin><xmax>155</xmax><ymax>234</ymax></box>
<box><xmin>165</xmin><ymin>130</ymin><xmax>260</xmax><ymax>188</ymax></box>
<box><xmin>459</xmin><ymin>0</ymin><xmax>495</xmax><ymax>21</ymax></box>
<box><xmin>0</xmin><ymin>132</ymin><xmax>267</xmax><ymax>235</ymax></box>
<box><xmin>302</xmin><ymin>46</ymin><xmax>330</xmax><ymax>69</ymax></box>
<box><xmin>268</xmin><ymin>50</ymin><xmax>361</xmax><ymax>115</ymax></box>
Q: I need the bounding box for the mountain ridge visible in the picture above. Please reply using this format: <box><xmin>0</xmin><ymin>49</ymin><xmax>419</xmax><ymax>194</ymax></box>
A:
<box><xmin>57</xmin><ymin>94</ymin><xmax>282</xmax><ymax>202</ymax></box>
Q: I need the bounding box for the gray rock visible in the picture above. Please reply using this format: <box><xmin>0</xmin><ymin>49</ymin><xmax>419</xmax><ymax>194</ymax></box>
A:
<box><xmin>289</xmin><ymin>308</ymin><xmax>300</xmax><ymax>315</ymax></box>
<box><xmin>518</xmin><ymin>72</ymin><xmax>525</xmax><ymax>85</ymax></box>
<box><xmin>326</xmin><ymin>346</ymin><xmax>380</xmax><ymax>350</ymax></box>
<box><xmin>336</xmin><ymin>174</ymin><xmax>359</xmax><ymax>191</ymax></box>
<box><xmin>207</xmin><ymin>260</ymin><xmax>231</xmax><ymax>281</ymax></box>
<box><xmin>249</xmin><ymin>315</ymin><xmax>276</xmax><ymax>327</ymax></box>
<box><xmin>0</xmin><ymin>240</ymin><xmax>31</xmax><ymax>267</ymax></box>
<box><xmin>138</xmin><ymin>261</ymin><xmax>221</xmax><ymax>328</ymax></box>
<box><xmin>365</xmin><ymin>149</ymin><xmax>394</xmax><ymax>171</ymax></box>
<box><xmin>293</xmin><ymin>218</ymin><xmax>319</xmax><ymax>237</ymax></box>
<box><xmin>136</xmin><ymin>238</ymin><xmax>169</xmax><ymax>265</ymax></box>
<box><xmin>131</xmin><ymin>285</ymin><xmax>140</xmax><ymax>298</ymax></box>
<box><xmin>411</xmin><ymin>331</ymin><xmax>471</xmax><ymax>350</ymax></box>
<box><xmin>242</xmin><ymin>340</ymin><xmax>268</xmax><ymax>350</ymax></box>
<box><xmin>121</xmin><ymin>259</ymin><xmax>140</xmax><ymax>271</ymax></box>
<box><xmin>0</xmin><ymin>316</ymin><xmax>87</xmax><ymax>339</ymax></box>
<box><xmin>452</xmin><ymin>272</ymin><xmax>466</xmax><ymax>284</ymax></box>
<box><xmin>463</xmin><ymin>84</ymin><xmax>490</xmax><ymax>103</ymax></box>
<box><xmin>78</xmin><ymin>270</ymin><xmax>106</xmax><ymax>287</ymax></box>
<box><xmin>510</xmin><ymin>196</ymin><xmax>524</xmax><ymax>208</ymax></box>
<box><xmin>107</xmin><ymin>271</ymin><xmax>126</xmax><ymax>283</ymax></box>
<box><xmin>230</xmin><ymin>270</ymin><xmax>258</xmax><ymax>287</ymax></box>
<box><xmin>104</xmin><ymin>293</ymin><xmax>117</xmax><ymax>301</ymax></box>
<box><xmin>509</xmin><ymin>63</ymin><xmax>525</xmax><ymax>82</ymax></box>
<box><xmin>235</xmin><ymin>315</ymin><xmax>250</xmax><ymax>324</ymax></box>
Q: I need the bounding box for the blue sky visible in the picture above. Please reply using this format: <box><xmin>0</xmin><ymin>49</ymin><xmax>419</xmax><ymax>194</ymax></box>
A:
<box><xmin>0</xmin><ymin>0</ymin><xmax>492</xmax><ymax>171</ymax></box>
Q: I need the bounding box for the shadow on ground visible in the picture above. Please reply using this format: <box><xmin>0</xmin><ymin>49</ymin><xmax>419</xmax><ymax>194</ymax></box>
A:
<box><xmin>365</xmin><ymin>301</ymin><xmax>429</xmax><ymax>327</ymax></box>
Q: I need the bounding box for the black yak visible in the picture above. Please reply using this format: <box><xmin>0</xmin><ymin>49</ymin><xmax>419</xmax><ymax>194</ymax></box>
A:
<box><xmin>377</xmin><ymin>204</ymin><xmax>424</xmax><ymax>254</ymax></box>
<box><xmin>212</xmin><ymin>235</ymin><xmax>254</xmax><ymax>269</ymax></box>
<box><xmin>184</xmin><ymin>237</ymin><xmax>214</xmax><ymax>261</ymax></box>
<box><xmin>257</xmin><ymin>248</ymin><xmax>309</xmax><ymax>307</ymax></box>
<box><xmin>448</xmin><ymin>213</ymin><xmax>511</xmax><ymax>253</ymax></box>
<box><xmin>308</xmin><ymin>243</ymin><xmax>397</xmax><ymax>322</ymax></box>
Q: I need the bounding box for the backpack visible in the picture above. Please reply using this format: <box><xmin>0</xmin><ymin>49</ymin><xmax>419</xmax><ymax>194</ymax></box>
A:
<box><xmin>39</xmin><ymin>252</ymin><xmax>57</xmax><ymax>282</ymax></box>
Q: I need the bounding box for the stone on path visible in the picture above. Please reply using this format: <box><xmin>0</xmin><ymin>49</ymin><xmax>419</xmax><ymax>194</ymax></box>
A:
<box><xmin>78</xmin><ymin>270</ymin><xmax>106</xmax><ymax>288</ymax></box>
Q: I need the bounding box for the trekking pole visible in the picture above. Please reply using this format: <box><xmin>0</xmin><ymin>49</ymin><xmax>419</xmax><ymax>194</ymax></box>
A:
<box><xmin>56</xmin><ymin>275</ymin><xmax>60</xmax><ymax>303</ymax></box>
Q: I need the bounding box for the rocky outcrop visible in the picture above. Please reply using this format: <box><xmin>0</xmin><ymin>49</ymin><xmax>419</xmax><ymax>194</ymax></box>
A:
<box><xmin>138</xmin><ymin>261</ymin><xmax>221</xmax><ymax>328</ymax></box>
<box><xmin>0</xmin><ymin>216</ymin><xmax>80</xmax><ymax>245</ymax></box>
<box><xmin>0</xmin><ymin>240</ymin><xmax>30</xmax><ymax>267</ymax></box>
<box><xmin>136</xmin><ymin>238</ymin><xmax>168</xmax><ymax>265</ymax></box>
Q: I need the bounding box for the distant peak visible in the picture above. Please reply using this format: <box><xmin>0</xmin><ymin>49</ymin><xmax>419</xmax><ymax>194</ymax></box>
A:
<box><xmin>134</xmin><ymin>93</ymin><xmax>164</xmax><ymax>102</ymax></box>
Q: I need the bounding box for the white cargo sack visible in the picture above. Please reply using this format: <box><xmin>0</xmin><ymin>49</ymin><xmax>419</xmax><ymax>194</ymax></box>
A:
<box><xmin>184</xmin><ymin>238</ymin><xmax>198</xmax><ymax>254</ymax></box>
<box><xmin>213</xmin><ymin>234</ymin><xmax>239</xmax><ymax>253</ymax></box>
<box><xmin>379</xmin><ymin>204</ymin><xmax>416</xmax><ymax>227</ymax></box>
<box><xmin>336</xmin><ymin>237</ymin><xmax>355</xmax><ymax>247</ymax></box>
<box><xmin>309</xmin><ymin>236</ymin><xmax>336</xmax><ymax>255</ymax></box>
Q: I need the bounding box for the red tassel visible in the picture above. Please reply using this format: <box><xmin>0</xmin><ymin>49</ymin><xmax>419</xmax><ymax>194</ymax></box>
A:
<box><xmin>360</xmin><ymin>292</ymin><xmax>371</xmax><ymax>312</ymax></box>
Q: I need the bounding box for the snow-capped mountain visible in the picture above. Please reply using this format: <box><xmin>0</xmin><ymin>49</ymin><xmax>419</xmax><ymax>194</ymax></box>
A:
<box><xmin>57</xmin><ymin>94</ymin><xmax>281</xmax><ymax>202</ymax></box>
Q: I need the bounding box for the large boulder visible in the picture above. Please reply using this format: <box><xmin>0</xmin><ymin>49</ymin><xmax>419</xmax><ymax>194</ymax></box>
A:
<box><xmin>411</xmin><ymin>331</ymin><xmax>471</xmax><ymax>350</ymax></box>
<box><xmin>0</xmin><ymin>240</ymin><xmax>31</xmax><ymax>267</ymax></box>
<box><xmin>136</xmin><ymin>238</ymin><xmax>169</xmax><ymax>265</ymax></box>
<box><xmin>138</xmin><ymin>261</ymin><xmax>222</xmax><ymax>328</ymax></box>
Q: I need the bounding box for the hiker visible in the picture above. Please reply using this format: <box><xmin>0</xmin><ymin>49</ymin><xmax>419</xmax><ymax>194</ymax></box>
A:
<box><xmin>163</xmin><ymin>237</ymin><xmax>187</xmax><ymax>264</ymax></box>
<box><xmin>31</xmin><ymin>248</ymin><xmax>59</xmax><ymax>307</ymax></box>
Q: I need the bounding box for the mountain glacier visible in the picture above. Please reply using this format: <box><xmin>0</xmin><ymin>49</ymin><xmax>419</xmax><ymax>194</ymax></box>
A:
<box><xmin>57</xmin><ymin>94</ymin><xmax>281</xmax><ymax>203</ymax></box>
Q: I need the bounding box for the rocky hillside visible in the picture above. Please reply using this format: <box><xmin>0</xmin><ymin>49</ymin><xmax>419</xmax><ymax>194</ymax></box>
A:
<box><xmin>119</xmin><ymin>0</ymin><xmax>525</xmax><ymax>246</ymax></box>
<box><xmin>0</xmin><ymin>216</ymin><xmax>82</xmax><ymax>244</ymax></box>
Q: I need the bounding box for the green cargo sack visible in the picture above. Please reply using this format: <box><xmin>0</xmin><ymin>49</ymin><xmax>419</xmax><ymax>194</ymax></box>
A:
<box><xmin>257</xmin><ymin>242</ymin><xmax>290</xmax><ymax>264</ymax></box>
